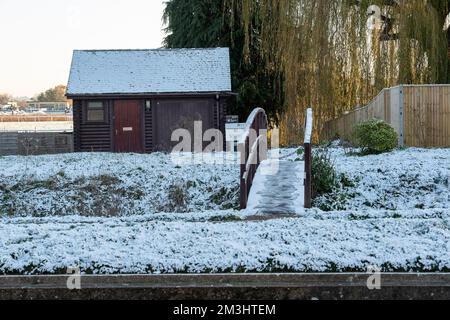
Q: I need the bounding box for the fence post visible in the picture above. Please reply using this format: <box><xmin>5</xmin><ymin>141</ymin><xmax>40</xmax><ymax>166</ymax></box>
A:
<box><xmin>399</xmin><ymin>85</ymin><xmax>405</xmax><ymax>147</ymax></box>
<box><xmin>304</xmin><ymin>108</ymin><xmax>313</xmax><ymax>209</ymax></box>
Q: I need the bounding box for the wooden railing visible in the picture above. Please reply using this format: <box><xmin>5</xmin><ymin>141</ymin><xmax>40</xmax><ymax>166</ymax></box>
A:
<box><xmin>239</xmin><ymin>108</ymin><xmax>268</xmax><ymax>209</ymax></box>
<box><xmin>239</xmin><ymin>107</ymin><xmax>313</xmax><ymax>210</ymax></box>
<box><xmin>304</xmin><ymin>108</ymin><xmax>313</xmax><ymax>209</ymax></box>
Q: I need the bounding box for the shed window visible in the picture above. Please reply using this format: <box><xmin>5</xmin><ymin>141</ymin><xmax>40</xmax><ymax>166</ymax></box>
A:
<box><xmin>86</xmin><ymin>101</ymin><xmax>105</xmax><ymax>122</ymax></box>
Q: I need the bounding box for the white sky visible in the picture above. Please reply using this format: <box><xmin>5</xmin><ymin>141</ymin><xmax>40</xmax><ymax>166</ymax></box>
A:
<box><xmin>0</xmin><ymin>0</ymin><xmax>166</xmax><ymax>97</ymax></box>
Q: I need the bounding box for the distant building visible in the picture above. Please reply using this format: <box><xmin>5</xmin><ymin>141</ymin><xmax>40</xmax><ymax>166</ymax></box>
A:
<box><xmin>0</xmin><ymin>102</ymin><xmax>18</xmax><ymax>112</ymax></box>
<box><xmin>26</xmin><ymin>101</ymin><xmax>71</xmax><ymax>114</ymax></box>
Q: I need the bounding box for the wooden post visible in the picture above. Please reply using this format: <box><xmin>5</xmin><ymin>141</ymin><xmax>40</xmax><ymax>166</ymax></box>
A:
<box><xmin>240</xmin><ymin>172</ymin><xmax>247</xmax><ymax>209</ymax></box>
<box><xmin>239</xmin><ymin>142</ymin><xmax>247</xmax><ymax>209</ymax></box>
<box><xmin>304</xmin><ymin>108</ymin><xmax>313</xmax><ymax>209</ymax></box>
<box><xmin>304</xmin><ymin>142</ymin><xmax>312</xmax><ymax>208</ymax></box>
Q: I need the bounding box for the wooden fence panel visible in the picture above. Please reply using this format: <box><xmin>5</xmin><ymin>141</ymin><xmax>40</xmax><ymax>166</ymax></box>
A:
<box><xmin>402</xmin><ymin>85</ymin><xmax>450</xmax><ymax>147</ymax></box>
<box><xmin>321</xmin><ymin>85</ymin><xmax>450</xmax><ymax>148</ymax></box>
<box><xmin>0</xmin><ymin>132</ymin><xmax>73</xmax><ymax>156</ymax></box>
<box><xmin>0</xmin><ymin>132</ymin><xmax>19</xmax><ymax>156</ymax></box>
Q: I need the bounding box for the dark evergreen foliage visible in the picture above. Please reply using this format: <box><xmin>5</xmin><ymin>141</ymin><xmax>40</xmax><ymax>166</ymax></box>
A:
<box><xmin>163</xmin><ymin>0</ymin><xmax>285</xmax><ymax>124</ymax></box>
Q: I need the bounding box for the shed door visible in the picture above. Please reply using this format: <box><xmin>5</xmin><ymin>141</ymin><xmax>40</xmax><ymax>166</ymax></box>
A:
<box><xmin>153</xmin><ymin>99</ymin><xmax>214</xmax><ymax>152</ymax></box>
<box><xmin>114</xmin><ymin>100</ymin><xmax>144</xmax><ymax>153</ymax></box>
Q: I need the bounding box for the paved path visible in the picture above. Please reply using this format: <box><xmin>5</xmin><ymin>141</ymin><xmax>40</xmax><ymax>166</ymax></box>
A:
<box><xmin>2</xmin><ymin>274</ymin><xmax>449</xmax><ymax>300</ymax></box>
<box><xmin>246</xmin><ymin>160</ymin><xmax>305</xmax><ymax>214</ymax></box>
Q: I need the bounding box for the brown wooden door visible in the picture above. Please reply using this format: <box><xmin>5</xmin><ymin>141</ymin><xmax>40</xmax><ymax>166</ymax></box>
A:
<box><xmin>114</xmin><ymin>100</ymin><xmax>144</xmax><ymax>153</ymax></box>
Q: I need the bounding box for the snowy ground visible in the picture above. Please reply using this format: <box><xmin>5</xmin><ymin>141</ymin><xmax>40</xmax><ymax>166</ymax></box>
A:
<box><xmin>313</xmin><ymin>147</ymin><xmax>450</xmax><ymax>211</ymax></box>
<box><xmin>1</xmin><ymin>208</ymin><xmax>449</xmax><ymax>274</ymax></box>
<box><xmin>0</xmin><ymin>152</ymin><xmax>240</xmax><ymax>217</ymax></box>
<box><xmin>0</xmin><ymin>147</ymin><xmax>449</xmax><ymax>274</ymax></box>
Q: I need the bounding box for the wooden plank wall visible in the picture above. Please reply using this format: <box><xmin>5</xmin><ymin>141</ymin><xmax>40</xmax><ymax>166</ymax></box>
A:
<box><xmin>321</xmin><ymin>85</ymin><xmax>450</xmax><ymax>148</ymax></box>
<box><xmin>144</xmin><ymin>101</ymin><xmax>154</xmax><ymax>153</ymax></box>
<box><xmin>219</xmin><ymin>98</ymin><xmax>228</xmax><ymax>151</ymax></box>
<box><xmin>72</xmin><ymin>100</ymin><xmax>82</xmax><ymax>152</ymax></box>
<box><xmin>73</xmin><ymin>100</ymin><xmax>112</xmax><ymax>152</ymax></box>
<box><xmin>0</xmin><ymin>132</ymin><xmax>73</xmax><ymax>156</ymax></box>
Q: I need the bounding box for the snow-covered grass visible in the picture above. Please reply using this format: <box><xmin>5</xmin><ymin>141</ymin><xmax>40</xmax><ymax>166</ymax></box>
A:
<box><xmin>1</xmin><ymin>208</ymin><xmax>449</xmax><ymax>274</ymax></box>
<box><xmin>0</xmin><ymin>152</ymin><xmax>240</xmax><ymax>217</ymax></box>
<box><xmin>0</xmin><ymin>147</ymin><xmax>449</xmax><ymax>274</ymax></box>
<box><xmin>313</xmin><ymin>147</ymin><xmax>450</xmax><ymax>211</ymax></box>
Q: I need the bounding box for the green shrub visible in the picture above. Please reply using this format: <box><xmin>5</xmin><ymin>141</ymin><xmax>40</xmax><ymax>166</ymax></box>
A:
<box><xmin>311</xmin><ymin>149</ymin><xmax>338</xmax><ymax>198</ymax></box>
<box><xmin>167</xmin><ymin>184</ymin><xmax>188</xmax><ymax>211</ymax></box>
<box><xmin>352</xmin><ymin>119</ymin><xmax>398</xmax><ymax>154</ymax></box>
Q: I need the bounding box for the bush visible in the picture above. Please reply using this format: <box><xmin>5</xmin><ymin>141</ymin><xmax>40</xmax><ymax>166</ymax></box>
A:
<box><xmin>167</xmin><ymin>184</ymin><xmax>187</xmax><ymax>211</ymax></box>
<box><xmin>352</xmin><ymin>119</ymin><xmax>398</xmax><ymax>154</ymax></box>
<box><xmin>311</xmin><ymin>149</ymin><xmax>338</xmax><ymax>198</ymax></box>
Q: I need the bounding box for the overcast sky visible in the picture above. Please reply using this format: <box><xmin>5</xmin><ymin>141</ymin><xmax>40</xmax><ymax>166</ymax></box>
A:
<box><xmin>0</xmin><ymin>0</ymin><xmax>166</xmax><ymax>97</ymax></box>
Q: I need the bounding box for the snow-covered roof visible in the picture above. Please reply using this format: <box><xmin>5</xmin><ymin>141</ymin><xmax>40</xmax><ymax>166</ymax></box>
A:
<box><xmin>66</xmin><ymin>48</ymin><xmax>232</xmax><ymax>96</ymax></box>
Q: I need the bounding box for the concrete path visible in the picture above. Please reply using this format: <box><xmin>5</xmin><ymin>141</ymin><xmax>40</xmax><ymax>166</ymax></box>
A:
<box><xmin>246</xmin><ymin>160</ymin><xmax>305</xmax><ymax>214</ymax></box>
<box><xmin>1</xmin><ymin>273</ymin><xmax>450</xmax><ymax>300</ymax></box>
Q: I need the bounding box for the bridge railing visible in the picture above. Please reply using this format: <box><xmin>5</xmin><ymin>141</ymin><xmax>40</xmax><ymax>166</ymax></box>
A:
<box><xmin>304</xmin><ymin>108</ymin><xmax>313</xmax><ymax>208</ymax></box>
<box><xmin>239</xmin><ymin>108</ymin><xmax>268</xmax><ymax>209</ymax></box>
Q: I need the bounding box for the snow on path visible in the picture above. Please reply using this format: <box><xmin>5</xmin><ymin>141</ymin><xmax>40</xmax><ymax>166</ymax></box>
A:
<box><xmin>1</xmin><ymin>208</ymin><xmax>449</xmax><ymax>274</ymax></box>
<box><xmin>246</xmin><ymin>160</ymin><xmax>305</xmax><ymax>214</ymax></box>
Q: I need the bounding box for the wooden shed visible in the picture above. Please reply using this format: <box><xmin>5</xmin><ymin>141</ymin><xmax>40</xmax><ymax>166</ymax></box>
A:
<box><xmin>66</xmin><ymin>48</ymin><xmax>232</xmax><ymax>153</ymax></box>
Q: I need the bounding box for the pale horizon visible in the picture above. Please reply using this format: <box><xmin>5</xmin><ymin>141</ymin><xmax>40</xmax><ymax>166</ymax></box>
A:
<box><xmin>0</xmin><ymin>0</ymin><xmax>166</xmax><ymax>98</ymax></box>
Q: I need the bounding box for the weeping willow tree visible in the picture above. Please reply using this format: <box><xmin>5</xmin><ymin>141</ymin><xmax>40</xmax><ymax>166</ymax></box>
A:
<box><xmin>226</xmin><ymin>0</ymin><xmax>449</xmax><ymax>145</ymax></box>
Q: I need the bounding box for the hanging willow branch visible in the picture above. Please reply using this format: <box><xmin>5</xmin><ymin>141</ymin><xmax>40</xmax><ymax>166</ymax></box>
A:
<box><xmin>227</xmin><ymin>0</ymin><xmax>449</xmax><ymax>145</ymax></box>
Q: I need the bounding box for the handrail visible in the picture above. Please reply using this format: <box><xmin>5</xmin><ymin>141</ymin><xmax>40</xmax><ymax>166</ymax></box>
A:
<box><xmin>304</xmin><ymin>108</ymin><xmax>313</xmax><ymax>209</ymax></box>
<box><xmin>239</xmin><ymin>107</ymin><xmax>267</xmax><ymax>144</ymax></box>
<box><xmin>239</xmin><ymin>108</ymin><xmax>268</xmax><ymax>209</ymax></box>
<box><xmin>242</xmin><ymin>135</ymin><xmax>266</xmax><ymax>181</ymax></box>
